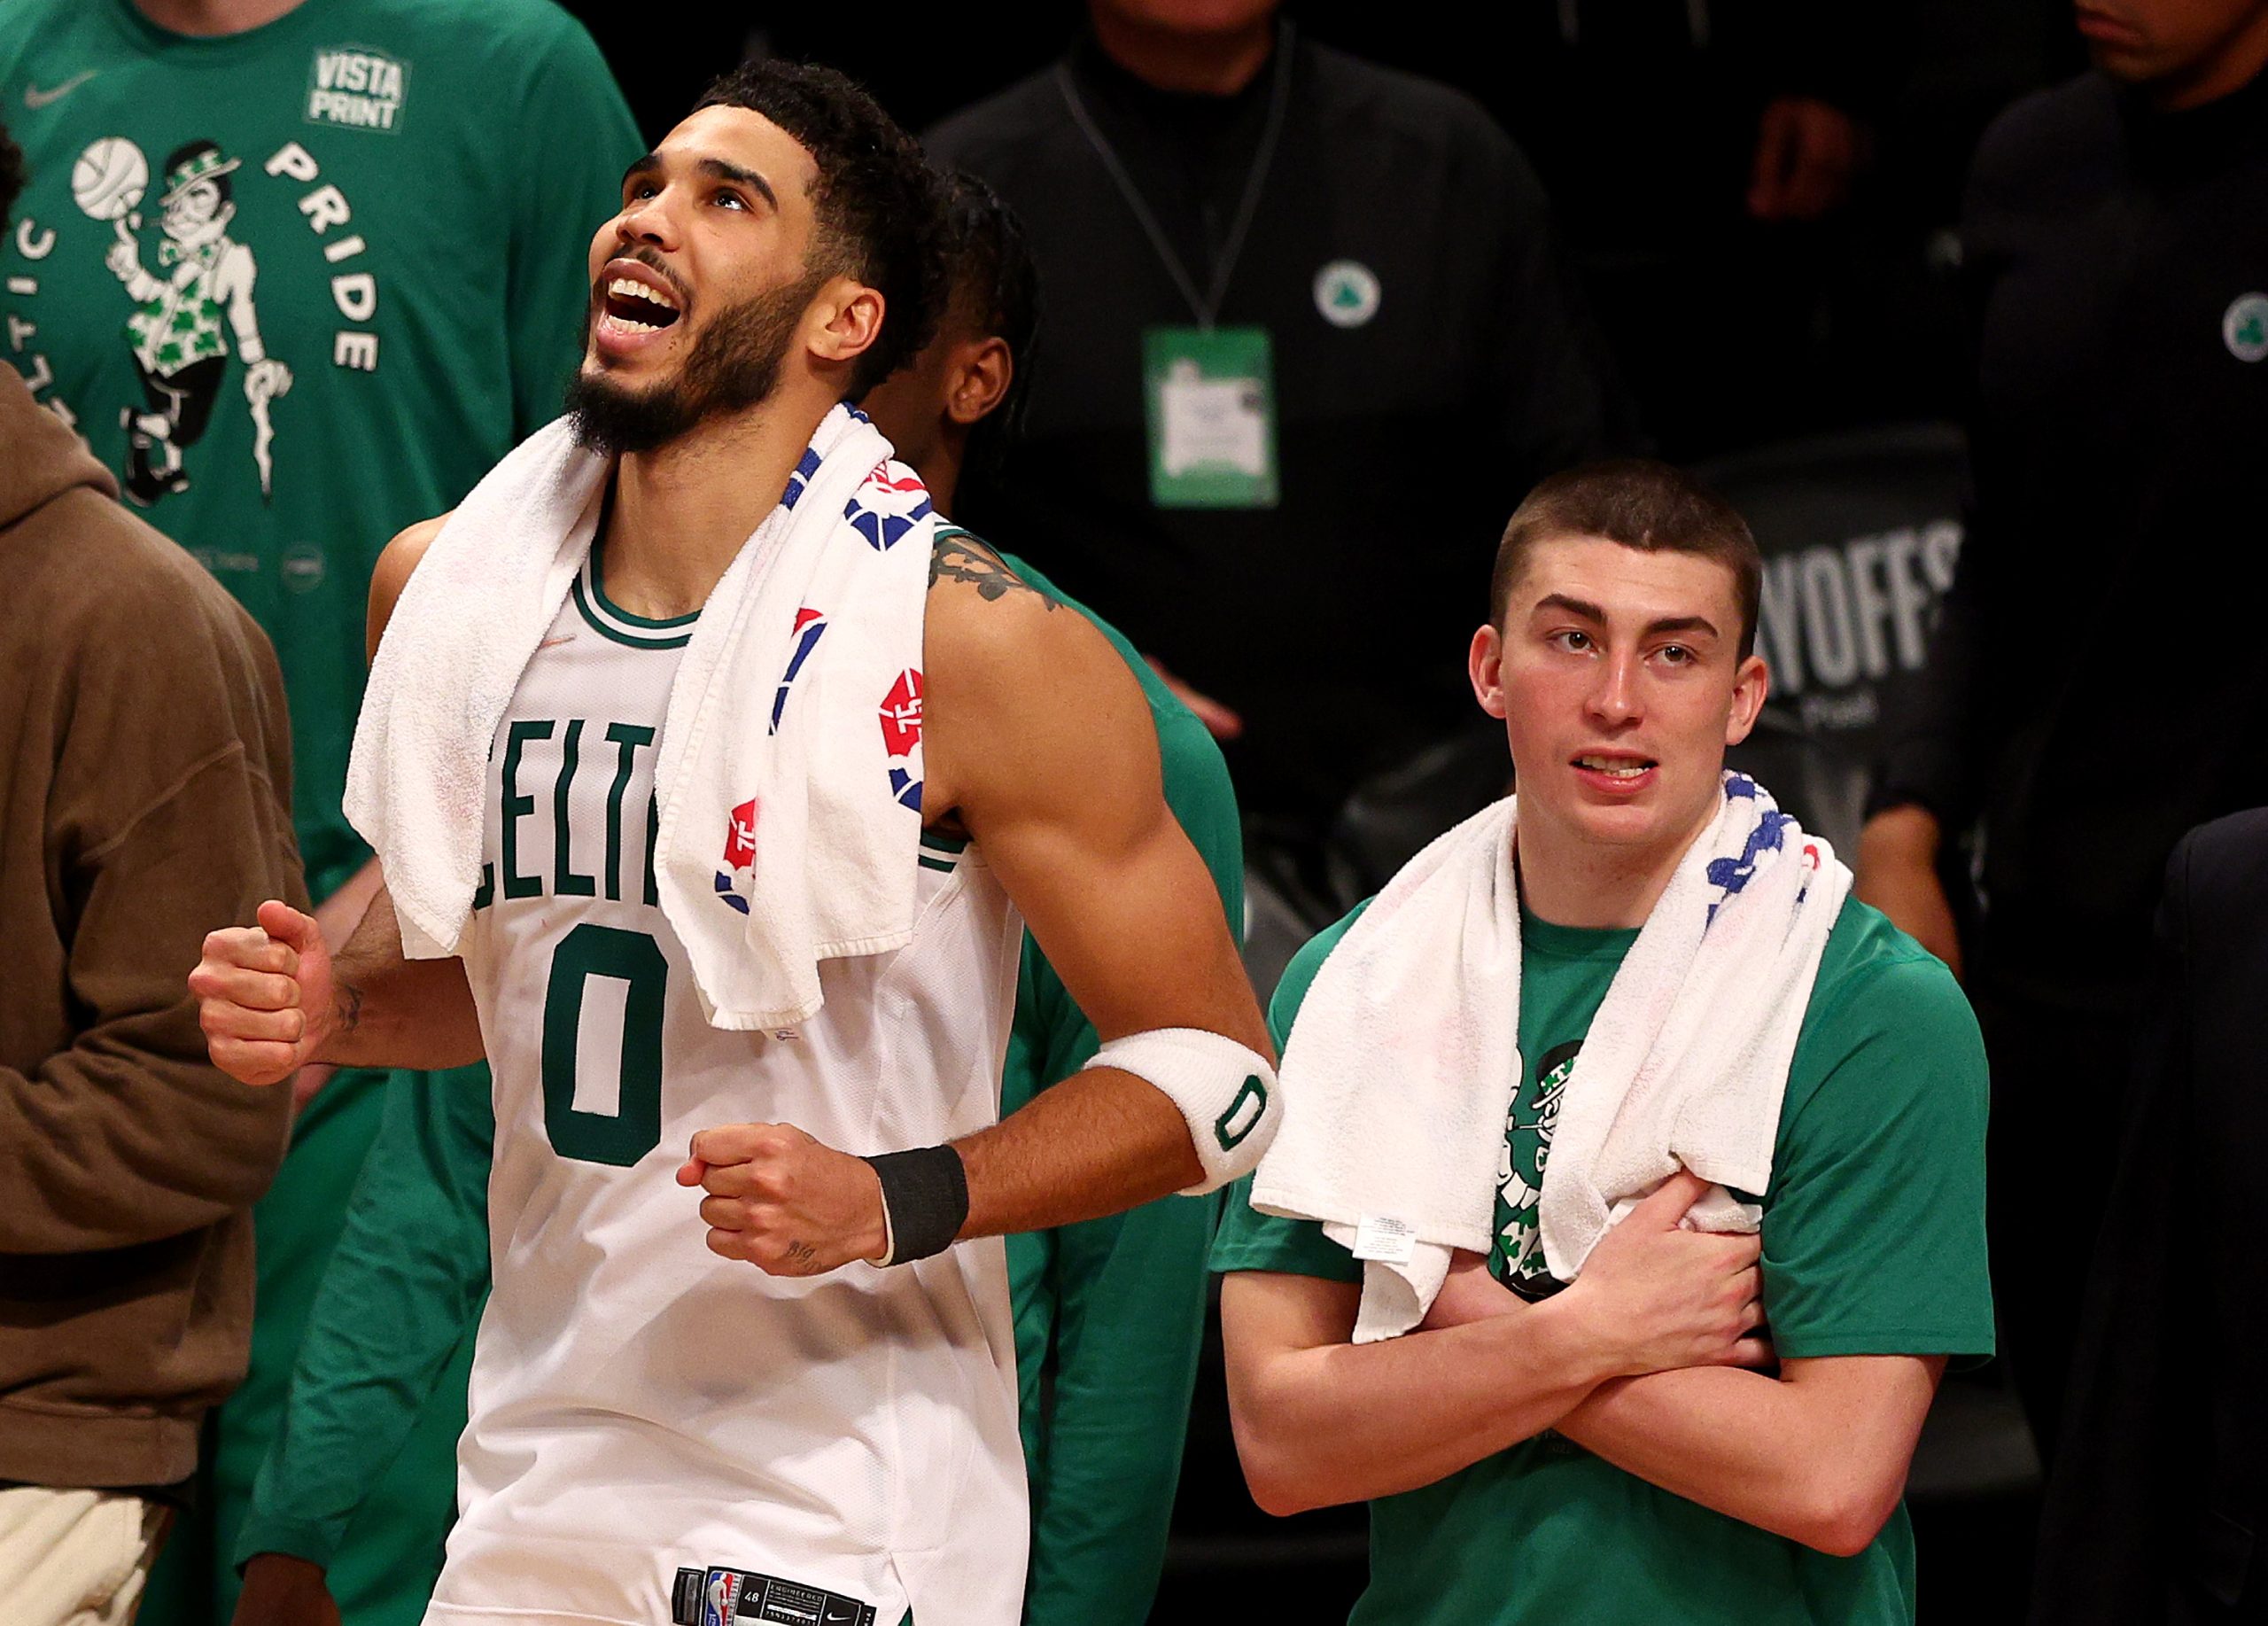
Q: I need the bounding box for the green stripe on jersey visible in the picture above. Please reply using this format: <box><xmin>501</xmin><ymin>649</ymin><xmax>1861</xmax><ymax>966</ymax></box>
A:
<box><xmin>571</xmin><ymin>573</ymin><xmax>692</xmax><ymax>650</ymax></box>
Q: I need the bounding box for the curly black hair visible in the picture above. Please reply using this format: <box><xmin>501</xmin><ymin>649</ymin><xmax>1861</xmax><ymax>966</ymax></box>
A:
<box><xmin>937</xmin><ymin>170</ymin><xmax>1040</xmax><ymax>485</ymax></box>
<box><xmin>0</xmin><ymin>117</ymin><xmax>25</xmax><ymax>236</ymax></box>
<box><xmin>695</xmin><ymin>60</ymin><xmax>945</xmax><ymax>400</ymax></box>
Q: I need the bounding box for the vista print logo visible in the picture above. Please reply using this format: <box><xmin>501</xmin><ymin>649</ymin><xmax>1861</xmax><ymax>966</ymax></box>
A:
<box><xmin>307</xmin><ymin>46</ymin><xmax>409</xmax><ymax>133</ymax></box>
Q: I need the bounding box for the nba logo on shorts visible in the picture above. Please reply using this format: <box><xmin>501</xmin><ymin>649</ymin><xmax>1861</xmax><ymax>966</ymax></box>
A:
<box><xmin>702</xmin><ymin>1568</ymin><xmax>742</xmax><ymax>1626</ymax></box>
<box><xmin>714</xmin><ymin>797</ymin><xmax>758</xmax><ymax>915</ymax></box>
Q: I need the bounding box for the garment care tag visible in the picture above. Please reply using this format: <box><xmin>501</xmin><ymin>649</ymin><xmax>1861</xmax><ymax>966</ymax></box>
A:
<box><xmin>1144</xmin><ymin>326</ymin><xmax>1278</xmax><ymax>509</ymax></box>
<box><xmin>1352</xmin><ymin>1214</ymin><xmax>1417</xmax><ymax>1265</ymax></box>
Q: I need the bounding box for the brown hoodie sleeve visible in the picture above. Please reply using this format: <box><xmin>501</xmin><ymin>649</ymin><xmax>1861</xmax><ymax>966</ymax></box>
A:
<box><xmin>0</xmin><ymin>487</ymin><xmax>303</xmax><ymax>1255</ymax></box>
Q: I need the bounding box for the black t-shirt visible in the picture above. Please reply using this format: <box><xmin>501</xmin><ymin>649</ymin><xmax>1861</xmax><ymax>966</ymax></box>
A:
<box><xmin>1875</xmin><ymin>68</ymin><xmax>2268</xmax><ymax>1005</ymax></box>
<box><xmin>928</xmin><ymin>29</ymin><xmax>1635</xmax><ymax>829</ymax></box>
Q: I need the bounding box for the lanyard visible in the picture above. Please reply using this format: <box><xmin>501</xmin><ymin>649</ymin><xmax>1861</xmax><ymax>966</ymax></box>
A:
<box><xmin>1054</xmin><ymin>28</ymin><xmax>1294</xmax><ymax>329</ymax></box>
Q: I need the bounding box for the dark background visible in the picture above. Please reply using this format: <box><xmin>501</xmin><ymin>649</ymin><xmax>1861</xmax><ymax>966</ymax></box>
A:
<box><xmin>552</xmin><ymin>4</ymin><xmax>2089</xmax><ymax>1618</ymax></box>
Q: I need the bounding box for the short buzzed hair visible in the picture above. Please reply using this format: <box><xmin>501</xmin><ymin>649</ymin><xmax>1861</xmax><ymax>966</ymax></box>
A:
<box><xmin>1487</xmin><ymin>460</ymin><xmax>1762</xmax><ymax>659</ymax></box>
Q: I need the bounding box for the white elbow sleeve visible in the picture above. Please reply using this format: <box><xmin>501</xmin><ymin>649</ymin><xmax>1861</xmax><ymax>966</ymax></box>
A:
<box><xmin>1083</xmin><ymin>1027</ymin><xmax>1281</xmax><ymax>1194</ymax></box>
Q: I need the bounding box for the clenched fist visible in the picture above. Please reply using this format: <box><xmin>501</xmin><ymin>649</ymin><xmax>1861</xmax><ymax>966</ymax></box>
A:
<box><xmin>678</xmin><ymin>1123</ymin><xmax>889</xmax><ymax>1276</ymax></box>
<box><xmin>188</xmin><ymin>899</ymin><xmax>338</xmax><ymax>1086</ymax></box>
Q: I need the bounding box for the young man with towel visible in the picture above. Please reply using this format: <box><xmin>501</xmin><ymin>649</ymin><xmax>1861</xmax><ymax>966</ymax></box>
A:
<box><xmin>1215</xmin><ymin>461</ymin><xmax>1992</xmax><ymax>1624</ymax></box>
<box><xmin>187</xmin><ymin>62</ymin><xmax>1276</xmax><ymax>1626</ymax></box>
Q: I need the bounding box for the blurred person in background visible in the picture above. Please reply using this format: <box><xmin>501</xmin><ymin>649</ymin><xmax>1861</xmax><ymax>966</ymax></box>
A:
<box><xmin>224</xmin><ymin>172</ymin><xmax>1243</xmax><ymax>1626</ymax></box>
<box><xmin>1858</xmin><ymin>0</ymin><xmax>2268</xmax><ymax>1459</ymax></box>
<box><xmin>0</xmin><ymin>2</ymin><xmax>640</xmax><ymax>1621</ymax></box>
<box><xmin>928</xmin><ymin>0</ymin><xmax>1638</xmax><ymax>898</ymax></box>
<box><xmin>865</xmin><ymin>172</ymin><xmax>1242</xmax><ymax>1626</ymax></box>
<box><xmin>2029</xmin><ymin>809</ymin><xmax>2268</xmax><ymax>1624</ymax></box>
<box><xmin>0</xmin><ymin>114</ymin><xmax>299</xmax><ymax>1626</ymax></box>
<box><xmin>1451</xmin><ymin>2</ymin><xmax>1882</xmax><ymax>460</ymax></box>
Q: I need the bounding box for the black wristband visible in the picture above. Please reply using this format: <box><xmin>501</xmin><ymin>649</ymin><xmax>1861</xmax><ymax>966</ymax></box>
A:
<box><xmin>864</xmin><ymin>1146</ymin><xmax>968</xmax><ymax>1265</ymax></box>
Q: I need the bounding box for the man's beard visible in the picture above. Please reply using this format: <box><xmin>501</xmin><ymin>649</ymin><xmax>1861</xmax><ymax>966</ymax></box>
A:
<box><xmin>565</xmin><ymin>268</ymin><xmax>824</xmax><ymax>456</ymax></box>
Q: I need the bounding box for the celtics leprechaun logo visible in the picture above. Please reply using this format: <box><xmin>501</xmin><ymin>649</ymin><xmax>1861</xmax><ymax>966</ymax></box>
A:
<box><xmin>1492</xmin><ymin>1039</ymin><xmax>1580</xmax><ymax>1299</ymax></box>
<box><xmin>86</xmin><ymin>137</ymin><xmax>293</xmax><ymax>507</ymax></box>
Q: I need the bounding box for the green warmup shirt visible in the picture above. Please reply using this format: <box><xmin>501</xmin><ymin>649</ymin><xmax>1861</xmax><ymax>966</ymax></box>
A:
<box><xmin>1213</xmin><ymin>898</ymin><xmax>1994</xmax><ymax>1626</ymax></box>
<box><xmin>236</xmin><ymin>546</ymin><xmax>1243</xmax><ymax>1626</ymax></box>
<box><xmin>0</xmin><ymin>8</ymin><xmax>643</xmax><ymax>1625</ymax></box>
<box><xmin>0</xmin><ymin>0</ymin><xmax>639</xmax><ymax>900</ymax></box>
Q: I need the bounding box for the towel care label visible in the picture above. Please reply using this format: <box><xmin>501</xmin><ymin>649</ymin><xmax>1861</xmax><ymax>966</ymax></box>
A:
<box><xmin>1353</xmin><ymin>1214</ymin><xmax>1418</xmax><ymax>1265</ymax></box>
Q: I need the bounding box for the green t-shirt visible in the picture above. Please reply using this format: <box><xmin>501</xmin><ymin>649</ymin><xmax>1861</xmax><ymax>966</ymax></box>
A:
<box><xmin>0</xmin><ymin>0</ymin><xmax>641</xmax><ymax>897</ymax></box>
<box><xmin>1213</xmin><ymin>898</ymin><xmax>1993</xmax><ymax>1626</ymax></box>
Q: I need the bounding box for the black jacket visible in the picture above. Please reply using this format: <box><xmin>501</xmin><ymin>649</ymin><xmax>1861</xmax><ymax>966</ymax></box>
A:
<box><xmin>2028</xmin><ymin>809</ymin><xmax>2268</xmax><ymax>1622</ymax></box>
<box><xmin>928</xmin><ymin>28</ymin><xmax>1635</xmax><ymax>829</ymax></box>
<box><xmin>1871</xmin><ymin>71</ymin><xmax>2268</xmax><ymax>1007</ymax></box>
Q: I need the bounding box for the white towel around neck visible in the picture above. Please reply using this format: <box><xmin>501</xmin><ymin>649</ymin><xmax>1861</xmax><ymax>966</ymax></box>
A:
<box><xmin>343</xmin><ymin>402</ymin><xmax>937</xmax><ymax>1031</ymax></box>
<box><xmin>1248</xmin><ymin>773</ymin><xmax>1851</xmax><ymax>1342</ymax></box>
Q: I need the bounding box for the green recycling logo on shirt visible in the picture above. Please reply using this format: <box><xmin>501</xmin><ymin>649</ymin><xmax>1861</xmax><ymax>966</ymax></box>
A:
<box><xmin>2224</xmin><ymin>292</ymin><xmax>2268</xmax><ymax>363</ymax></box>
<box><xmin>1492</xmin><ymin>1038</ymin><xmax>1579</xmax><ymax>1296</ymax></box>
<box><xmin>1313</xmin><ymin>258</ymin><xmax>1380</xmax><ymax>329</ymax></box>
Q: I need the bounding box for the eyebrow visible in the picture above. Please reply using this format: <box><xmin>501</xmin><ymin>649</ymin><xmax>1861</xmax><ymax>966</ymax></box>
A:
<box><xmin>620</xmin><ymin>153</ymin><xmax>779</xmax><ymax>211</ymax></box>
<box><xmin>1532</xmin><ymin>593</ymin><xmax>1720</xmax><ymax>641</ymax></box>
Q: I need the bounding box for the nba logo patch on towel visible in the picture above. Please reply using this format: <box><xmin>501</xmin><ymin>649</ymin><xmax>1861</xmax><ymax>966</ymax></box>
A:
<box><xmin>880</xmin><ymin>667</ymin><xmax>923</xmax><ymax>813</ymax></box>
<box><xmin>714</xmin><ymin>797</ymin><xmax>758</xmax><ymax>914</ymax></box>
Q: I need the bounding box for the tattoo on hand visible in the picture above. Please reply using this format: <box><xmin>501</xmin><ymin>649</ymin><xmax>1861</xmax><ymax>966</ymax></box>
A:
<box><xmin>929</xmin><ymin>533</ymin><xmax>1058</xmax><ymax>610</ymax></box>
<box><xmin>785</xmin><ymin>1241</ymin><xmax>819</xmax><ymax>1272</ymax></box>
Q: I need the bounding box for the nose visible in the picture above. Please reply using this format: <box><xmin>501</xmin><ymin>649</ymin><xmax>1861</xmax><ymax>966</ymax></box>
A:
<box><xmin>614</xmin><ymin>188</ymin><xmax>680</xmax><ymax>255</ymax></box>
<box><xmin>1585</xmin><ymin>649</ymin><xmax>1643</xmax><ymax>729</ymax></box>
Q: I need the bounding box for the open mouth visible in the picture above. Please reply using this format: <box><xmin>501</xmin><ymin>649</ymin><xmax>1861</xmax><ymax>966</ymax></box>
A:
<box><xmin>600</xmin><ymin>270</ymin><xmax>684</xmax><ymax>335</ymax></box>
<box><xmin>1572</xmin><ymin>753</ymin><xmax>1656</xmax><ymax>782</ymax></box>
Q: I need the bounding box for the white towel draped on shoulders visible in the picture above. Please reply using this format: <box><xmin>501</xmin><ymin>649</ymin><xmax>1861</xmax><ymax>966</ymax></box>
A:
<box><xmin>1249</xmin><ymin>773</ymin><xmax>1850</xmax><ymax>1344</ymax></box>
<box><xmin>344</xmin><ymin>402</ymin><xmax>937</xmax><ymax>1031</ymax></box>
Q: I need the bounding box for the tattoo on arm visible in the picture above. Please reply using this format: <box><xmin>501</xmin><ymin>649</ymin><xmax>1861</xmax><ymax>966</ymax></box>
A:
<box><xmin>929</xmin><ymin>532</ymin><xmax>1059</xmax><ymax>610</ymax></box>
<box><xmin>335</xmin><ymin>979</ymin><xmax>365</xmax><ymax>1034</ymax></box>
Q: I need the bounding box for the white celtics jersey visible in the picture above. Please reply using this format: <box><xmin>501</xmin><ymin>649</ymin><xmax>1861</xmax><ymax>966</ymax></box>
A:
<box><xmin>429</xmin><ymin>546</ymin><xmax>1028</xmax><ymax>1626</ymax></box>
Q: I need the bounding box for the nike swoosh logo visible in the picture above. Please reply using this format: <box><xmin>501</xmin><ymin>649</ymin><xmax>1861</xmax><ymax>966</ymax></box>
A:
<box><xmin>23</xmin><ymin>70</ymin><xmax>97</xmax><ymax>109</ymax></box>
<box><xmin>538</xmin><ymin>634</ymin><xmax>576</xmax><ymax>650</ymax></box>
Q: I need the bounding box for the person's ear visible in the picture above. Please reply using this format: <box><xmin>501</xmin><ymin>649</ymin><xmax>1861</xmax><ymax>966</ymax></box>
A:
<box><xmin>807</xmin><ymin>277</ymin><xmax>884</xmax><ymax>369</ymax></box>
<box><xmin>947</xmin><ymin>337</ymin><xmax>1013</xmax><ymax>428</ymax></box>
<box><xmin>1470</xmin><ymin>622</ymin><xmax>1509</xmax><ymax>720</ymax></box>
<box><xmin>1723</xmin><ymin>652</ymin><xmax>1770</xmax><ymax>746</ymax></box>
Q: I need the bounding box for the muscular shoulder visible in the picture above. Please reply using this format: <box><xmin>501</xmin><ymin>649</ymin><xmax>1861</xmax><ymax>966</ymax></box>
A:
<box><xmin>367</xmin><ymin>511</ymin><xmax>452</xmax><ymax>657</ymax></box>
<box><xmin>924</xmin><ymin>528</ymin><xmax>1142</xmax><ymax>719</ymax></box>
<box><xmin>921</xmin><ymin>529</ymin><xmax>1156</xmax><ymax>822</ymax></box>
